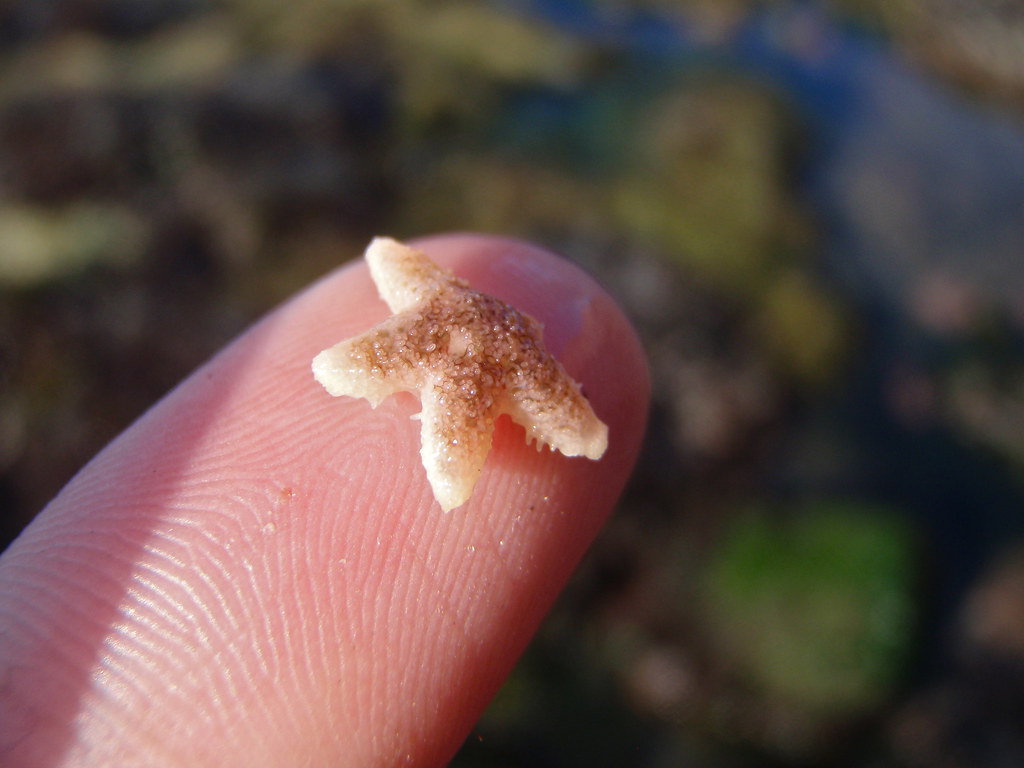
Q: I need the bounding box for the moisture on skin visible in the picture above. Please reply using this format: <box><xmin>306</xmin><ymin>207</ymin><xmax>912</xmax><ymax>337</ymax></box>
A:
<box><xmin>312</xmin><ymin>237</ymin><xmax>609</xmax><ymax>512</ymax></box>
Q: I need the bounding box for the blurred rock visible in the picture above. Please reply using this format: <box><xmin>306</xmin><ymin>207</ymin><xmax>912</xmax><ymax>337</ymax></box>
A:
<box><xmin>891</xmin><ymin>543</ymin><xmax>1024</xmax><ymax>768</ymax></box>
<box><xmin>962</xmin><ymin>546</ymin><xmax>1024</xmax><ymax>660</ymax></box>
<box><xmin>837</xmin><ymin>0</ymin><xmax>1024</xmax><ymax>111</ymax></box>
<box><xmin>0</xmin><ymin>202</ymin><xmax>145</xmax><ymax>286</ymax></box>
<box><xmin>946</xmin><ymin>362</ymin><xmax>1024</xmax><ymax>472</ymax></box>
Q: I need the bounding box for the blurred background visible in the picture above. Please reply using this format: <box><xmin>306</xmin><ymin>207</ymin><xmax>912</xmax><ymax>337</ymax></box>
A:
<box><xmin>2</xmin><ymin>0</ymin><xmax>1024</xmax><ymax>764</ymax></box>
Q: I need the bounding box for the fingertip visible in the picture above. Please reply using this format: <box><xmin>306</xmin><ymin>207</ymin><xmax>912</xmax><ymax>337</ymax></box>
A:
<box><xmin>0</xmin><ymin>233</ymin><xmax>649</xmax><ymax>767</ymax></box>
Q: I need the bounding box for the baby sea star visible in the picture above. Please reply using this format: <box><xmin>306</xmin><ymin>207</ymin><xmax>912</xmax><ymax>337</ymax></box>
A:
<box><xmin>312</xmin><ymin>237</ymin><xmax>608</xmax><ymax>512</ymax></box>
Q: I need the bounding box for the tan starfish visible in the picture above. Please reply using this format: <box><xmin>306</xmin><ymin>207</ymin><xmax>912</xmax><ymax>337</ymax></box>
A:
<box><xmin>312</xmin><ymin>237</ymin><xmax>608</xmax><ymax>511</ymax></box>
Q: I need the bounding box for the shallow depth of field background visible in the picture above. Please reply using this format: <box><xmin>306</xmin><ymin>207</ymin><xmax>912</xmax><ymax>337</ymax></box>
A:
<box><xmin>3</xmin><ymin>1</ymin><xmax>1024</xmax><ymax>765</ymax></box>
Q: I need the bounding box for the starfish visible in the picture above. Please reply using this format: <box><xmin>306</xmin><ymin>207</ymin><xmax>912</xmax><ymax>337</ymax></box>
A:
<box><xmin>312</xmin><ymin>237</ymin><xmax>608</xmax><ymax>512</ymax></box>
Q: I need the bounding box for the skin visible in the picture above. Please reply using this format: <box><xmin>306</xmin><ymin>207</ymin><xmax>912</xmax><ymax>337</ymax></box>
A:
<box><xmin>0</xmin><ymin>234</ymin><xmax>649</xmax><ymax>767</ymax></box>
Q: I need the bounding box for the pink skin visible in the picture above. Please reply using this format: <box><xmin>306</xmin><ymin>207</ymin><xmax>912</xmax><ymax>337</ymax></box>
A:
<box><xmin>0</xmin><ymin>234</ymin><xmax>649</xmax><ymax>767</ymax></box>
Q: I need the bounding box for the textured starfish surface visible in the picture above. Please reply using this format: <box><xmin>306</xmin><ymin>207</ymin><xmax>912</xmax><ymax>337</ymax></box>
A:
<box><xmin>312</xmin><ymin>237</ymin><xmax>609</xmax><ymax>512</ymax></box>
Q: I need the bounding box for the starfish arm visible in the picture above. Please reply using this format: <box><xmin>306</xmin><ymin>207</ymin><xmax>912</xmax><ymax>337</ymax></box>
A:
<box><xmin>504</xmin><ymin>366</ymin><xmax>609</xmax><ymax>460</ymax></box>
<box><xmin>418</xmin><ymin>382</ymin><xmax>496</xmax><ymax>512</ymax></box>
<box><xmin>366</xmin><ymin>238</ymin><xmax>464</xmax><ymax>313</ymax></box>
<box><xmin>311</xmin><ymin>318</ymin><xmax>421</xmax><ymax>408</ymax></box>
